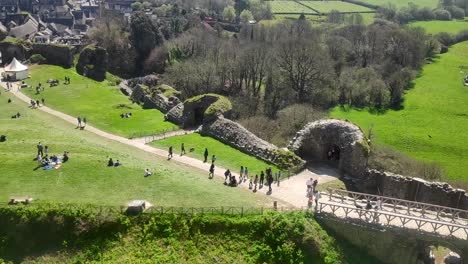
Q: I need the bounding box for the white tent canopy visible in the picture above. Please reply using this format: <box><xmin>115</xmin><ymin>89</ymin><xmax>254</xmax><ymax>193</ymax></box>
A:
<box><xmin>3</xmin><ymin>57</ymin><xmax>28</xmax><ymax>80</ymax></box>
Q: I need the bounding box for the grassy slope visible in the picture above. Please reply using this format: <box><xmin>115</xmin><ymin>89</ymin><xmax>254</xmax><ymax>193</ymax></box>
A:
<box><xmin>22</xmin><ymin>65</ymin><xmax>178</xmax><ymax>138</ymax></box>
<box><xmin>0</xmin><ymin>207</ymin><xmax>383</xmax><ymax>264</ymax></box>
<box><xmin>0</xmin><ymin>92</ymin><xmax>269</xmax><ymax>207</ymax></box>
<box><xmin>331</xmin><ymin>41</ymin><xmax>468</xmax><ymax>182</ymax></box>
<box><xmin>300</xmin><ymin>1</ymin><xmax>374</xmax><ymax>13</ymax></box>
<box><xmin>355</xmin><ymin>0</ymin><xmax>439</xmax><ymax>8</ymax></box>
<box><xmin>410</xmin><ymin>19</ymin><xmax>468</xmax><ymax>35</ymax></box>
<box><xmin>151</xmin><ymin>133</ymin><xmax>280</xmax><ymax>175</ymax></box>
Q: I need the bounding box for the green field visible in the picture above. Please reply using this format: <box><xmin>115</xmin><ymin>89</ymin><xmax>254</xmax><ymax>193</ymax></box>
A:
<box><xmin>331</xmin><ymin>41</ymin><xmax>468</xmax><ymax>183</ymax></box>
<box><xmin>354</xmin><ymin>0</ymin><xmax>439</xmax><ymax>8</ymax></box>
<box><xmin>300</xmin><ymin>1</ymin><xmax>374</xmax><ymax>13</ymax></box>
<box><xmin>410</xmin><ymin>20</ymin><xmax>468</xmax><ymax>35</ymax></box>
<box><xmin>270</xmin><ymin>0</ymin><xmax>317</xmax><ymax>14</ymax></box>
<box><xmin>0</xmin><ymin>92</ymin><xmax>269</xmax><ymax>207</ymax></box>
<box><xmin>22</xmin><ymin>65</ymin><xmax>178</xmax><ymax>138</ymax></box>
<box><xmin>151</xmin><ymin>133</ymin><xmax>280</xmax><ymax>176</ymax></box>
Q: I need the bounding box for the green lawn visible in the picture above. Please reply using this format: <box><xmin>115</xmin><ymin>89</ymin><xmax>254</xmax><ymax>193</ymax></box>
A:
<box><xmin>0</xmin><ymin>92</ymin><xmax>269</xmax><ymax>207</ymax></box>
<box><xmin>22</xmin><ymin>65</ymin><xmax>178</xmax><ymax>138</ymax></box>
<box><xmin>331</xmin><ymin>41</ymin><xmax>468</xmax><ymax>182</ymax></box>
<box><xmin>354</xmin><ymin>0</ymin><xmax>439</xmax><ymax>8</ymax></box>
<box><xmin>300</xmin><ymin>1</ymin><xmax>374</xmax><ymax>13</ymax></box>
<box><xmin>151</xmin><ymin>133</ymin><xmax>280</xmax><ymax>176</ymax></box>
<box><xmin>410</xmin><ymin>19</ymin><xmax>468</xmax><ymax>35</ymax></box>
<box><xmin>270</xmin><ymin>1</ymin><xmax>317</xmax><ymax>14</ymax></box>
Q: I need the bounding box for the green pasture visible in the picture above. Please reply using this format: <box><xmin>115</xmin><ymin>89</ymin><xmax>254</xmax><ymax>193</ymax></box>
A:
<box><xmin>331</xmin><ymin>41</ymin><xmax>468</xmax><ymax>183</ymax></box>
<box><xmin>0</xmin><ymin>92</ymin><xmax>269</xmax><ymax>207</ymax></box>
<box><xmin>354</xmin><ymin>0</ymin><xmax>439</xmax><ymax>8</ymax></box>
<box><xmin>21</xmin><ymin>65</ymin><xmax>178</xmax><ymax>138</ymax></box>
<box><xmin>410</xmin><ymin>19</ymin><xmax>468</xmax><ymax>35</ymax></box>
<box><xmin>151</xmin><ymin>133</ymin><xmax>280</xmax><ymax>176</ymax></box>
<box><xmin>270</xmin><ymin>1</ymin><xmax>317</xmax><ymax>14</ymax></box>
<box><xmin>300</xmin><ymin>1</ymin><xmax>374</xmax><ymax>13</ymax></box>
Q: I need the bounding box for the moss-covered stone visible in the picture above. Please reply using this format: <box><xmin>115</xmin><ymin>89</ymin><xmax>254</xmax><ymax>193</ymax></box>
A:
<box><xmin>186</xmin><ymin>93</ymin><xmax>232</xmax><ymax>118</ymax></box>
<box><xmin>154</xmin><ymin>84</ymin><xmax>181</xmax><ymax>98</ymax></box>
<box><xmin>76</xmin><ymin>45</ymin><xmax>108</xmax><ymax>81</ymax></box>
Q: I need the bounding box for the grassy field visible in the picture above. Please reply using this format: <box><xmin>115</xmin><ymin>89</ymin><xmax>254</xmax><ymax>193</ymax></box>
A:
<box><xmin>354</xmin><ymin>0</ymin><xmax>439</xmax><ymax>8</ymax></box>
<box><xmin>331</xmin><ymin>41</ymin><xmax>468</xmax><ymax>183</ymax></box>
<box><xmin>151</xmin><ymin>133</ymin><xmax>280</xmax><ymax>176</ymax></box>
<box><xmin>269</xmin><ymin>0</ymin><xmax>317</xmax><ymax>14</ymax></box>
<box><xmin>0</xmin><ymin>92</ymin><xmax>269</xmax><ymax>207</ymax></box>
<box><xmin>410</xmin><ymin>19</ymin><xmax>468</xmax><ymax>35</ymax></box>
<box><xmin>300</xmin><ymin>1</ymin><xmax>374</xmax><ymax>13</ymax></box>
<box><xmin>21</xmin><ymin>65</ymin><xmax>178</xmax><ymax>138</ymax></box>
<box><xmin>267</xmin><ymin>12</ymin><xmax>376</xmax><ymax>25</ymax></box>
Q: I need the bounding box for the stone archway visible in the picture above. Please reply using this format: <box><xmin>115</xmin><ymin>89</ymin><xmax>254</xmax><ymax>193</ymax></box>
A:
<box><xmin>288</xmin><ymin>119</ymin><xmax>370</xmax><ymax>177</ymax></box>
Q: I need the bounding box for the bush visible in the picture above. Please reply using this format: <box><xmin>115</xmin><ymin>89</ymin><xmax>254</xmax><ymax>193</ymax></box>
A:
<box><xmin>446</xmin><ymin>6</ymin><xmax>465</xmax><ymax>19</ymax></box>
<box><xmin>29</xmin><ymin>54</ymin><xmax>46</xmax><ymax>64</ymax></box>
<box><xmin>434</xmin><ymin>9</ymin><xmax>452</xmax><ymax>20</ymax></box>
<box><xmin>435</xmin><ymin>32</ymin><xmax>454</xmax><ymax>46</ymax></box>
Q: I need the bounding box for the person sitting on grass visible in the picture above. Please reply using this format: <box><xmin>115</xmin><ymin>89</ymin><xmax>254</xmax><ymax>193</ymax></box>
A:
<box><xmin>108</xmin><ymin>158</ymin><xmax>114</xmax><ymax>167</ymax></box>
<box><xmin>229</xmin><ymin>175</ymin><xmax>238</xmax><ymax>187</ymax></box>
<box><xmin>114</xmin><ymin>160</ymin><xmax>121</xmax><ymax>167</ymax></box>
<box><xmin>62</xmin><ymin>151</ymin><xmax>69</xmax><ymax>162</ymax></box>
<box><xmin>11</xmin><ymin>112</ymin><xmax>20</xmax><ymax>119</ymax></box>
<box><xmin>144</xmin><ymin>168</ymin><xmax>152</xmax><ymax>177</ymax></box>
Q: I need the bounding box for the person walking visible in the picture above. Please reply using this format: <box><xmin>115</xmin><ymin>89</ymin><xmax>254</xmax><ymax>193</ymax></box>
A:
<box><xmin>168</xmin><ymin>146</ymin><xmax>173</xmax><ymax>159</ymax></box>
<box><xmin>253</xmin><ymin>174</ymin><xmax>258</xmax><ymax>192</ymax></box>
<box><xmin>203</xmin><ymin>148</ymin><xmax>209</xmax><ymax>163</ymax></box>
<box><xmin>181</xmin><ymin>143</ymin><xmax>186</xmax><ymax>156</ymax></box>
<box><xmin>313</xmin><ymin>190</ymin><xmax>321</xmax><ymax>209</ymax></box>
<box><xmin>259</xmin><ymin>171</ymin><xmax>265</xmax><ymax>187</ymax></box>
<box><xmin>83</xmin><ymin>117</ymin><xmax>87</xmax><ymax>128</ymax></box>
<box><xmin>211</xmin><ymin>155</ymin><xmax>216</xmax><ymax>163</ymax></box>
<box><xmin>77</xmin><ymin>116</ymin><xmax>82</xmax><ymax>128</ymax></box>
<box><xmin>224</xmin><ymin>169</ymin><xmax>231</xmax><ymax>184</ymax></box>
<box><xmin>239</xmin><ymin>166</ymin><xmax>244</xmax><ymax>183</ymax></box>
<box><xmin>209</xmin><ymin>163</ymin><xmax>215</xmax><ymax>179</ymax></box>
<box><xmin>41</xmin><ymin>98</ymin><xmax>45</xmax><ymax>105</ymax></box>
<box><xmin>37</xmin><ymin>142</ymin><xmax>44</xmax><ymax>156</ymax></box>
<box><xmin>244</xmin><ymin>167</ymin><xmax>249</xmax><ymax>182</ymax></box>
<box><xmin>267</xmin><ymin>173</ymin><xmax>274</xmax><ymax>193</ymax></box>
<box><xmin>44</xmin><ymin>145</ymin><xmax>49</xmax><ymax>155</ymax></box>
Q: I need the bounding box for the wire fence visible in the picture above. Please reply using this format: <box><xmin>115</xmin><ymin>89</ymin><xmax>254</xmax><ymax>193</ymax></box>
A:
<box><xmin>0</xmin><ymin>202</ymin><xmax>306</xmax><ymax>219</ymax></box>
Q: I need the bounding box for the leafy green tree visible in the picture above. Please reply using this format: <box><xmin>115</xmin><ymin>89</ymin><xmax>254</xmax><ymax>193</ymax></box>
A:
<box><xmin>131</xmin><ymin>1</ymin><xmax>142</xmax><ymax>10</ymax></box>
<box><xmin>223</xmin><ymin>6</ymin><xmax>236</xmax><ymax>22</ymax></box>
<box><xmin>240</xmin><ymin>9</ymin><xmax>254</xmax><ymax>23</ymax></box>
<box><xmin>130</xmin><ymin>12</ymin><xmax>163</xmax><ymax>71</ymax></box>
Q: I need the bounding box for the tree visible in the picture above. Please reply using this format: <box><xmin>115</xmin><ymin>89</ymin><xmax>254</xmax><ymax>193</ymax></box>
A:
<box><xmin>240</xmin><ymin>9</ymin><xmax>254</xmax><ymax>23</ymax></box>
<box><xmin>131</xmin><ymin>1</ymin><xmax>142</xmax><ymax>10</ymax></box>
<box><xmin>130</xmin><ymin>12</ymin><xmax>164</xmax><ymax>71</ymax></box>
<box><xmin>223</xmin><ymin>5</ymin><xmax>236</xmax><ymax>22</ymax></box>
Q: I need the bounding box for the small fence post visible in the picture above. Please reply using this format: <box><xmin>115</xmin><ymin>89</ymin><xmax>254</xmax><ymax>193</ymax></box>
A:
<box><xmin>273</xmin><ymin>201</ymin><xmax>277</xmax><ymax>211</ymax></box>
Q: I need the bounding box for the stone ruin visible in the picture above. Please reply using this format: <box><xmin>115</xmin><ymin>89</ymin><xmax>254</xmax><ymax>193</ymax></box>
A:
<box><xmin>288</xmin><ymin>119</ymin><xmax>370</xmax><ymax>177</ymax></box>
<box><xmin>119</xmin><ymin>76</ymin><xmax>181</xmax><ymax>113</ymax></box>
<box><xmin>165</xmin><ymin>94</ymin><xmax>232</xmax><ymax>128</ymax></box>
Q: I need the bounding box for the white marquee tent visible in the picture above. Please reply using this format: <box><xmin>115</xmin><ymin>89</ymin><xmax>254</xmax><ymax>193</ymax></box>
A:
<box><xmin>3</xmin><ymin>57</ymin><xmax>28</xmax><ymax>81</ymax></box>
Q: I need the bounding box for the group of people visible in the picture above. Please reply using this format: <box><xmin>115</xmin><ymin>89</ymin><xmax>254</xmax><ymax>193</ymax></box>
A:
<box><xmin>35</xmin><ymin>83</ymin><xmax>44</xmax><ymax>94</ymax></box>
<box><xmin>11</xmin><ymin>112</ymin><xmax>21</xmax><ymax>119</ymax></box>
<box><xmin>120</xmin><ymin>113</ymin><xmax>133</xmax><ymax>118</ymax></box>
<box><xmin>64</xmin><ymin>76</ymin><xmax>71</xmax><ymax>85</ymax></box>
<box><xmin>30</xmin><ymin>99</ymin><xmax>45</xmax><ymax>108</ymax></box>
<box><xmin>107</xmin><ymin>158</ymin><xmax>121</xmax><ymax>167</ymax></box>
<box><xmin>76</xmin><ymin>116</ymin><xmax>87</xmax><ymax>129</ymax></box>
<box><xmin>306</xmin><ymin>178</ymin><xmax>321</xmax><ymax>209</ymax></box>
<box><xmin>36</xmin><ymin>142</ymin><xmax>69</xmax><ymax>169</ymax></box>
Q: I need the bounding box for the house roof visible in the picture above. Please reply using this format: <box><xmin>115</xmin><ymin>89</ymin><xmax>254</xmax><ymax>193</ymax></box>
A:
<box><xmin>4</xmin><ymin>58</ymin><xmax>28</xmax><ymax>72</ymax></box>
<box><xmin>9</xmin><ymin>16</ymin><xmax>39</xmax><ymax>39</ymax></box>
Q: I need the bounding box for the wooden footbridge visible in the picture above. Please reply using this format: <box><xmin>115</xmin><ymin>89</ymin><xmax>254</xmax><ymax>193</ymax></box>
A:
<box><xmin>318</xmin><ymin>188</ymin><xmax>468</xmax><ymax>240</ymax></box>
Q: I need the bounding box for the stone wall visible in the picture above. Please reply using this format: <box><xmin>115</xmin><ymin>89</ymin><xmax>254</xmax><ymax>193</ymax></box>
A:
<box><xmin>76</xmin><ymin>45</ymin><xmax>108</xmax><ymax>81</ymax></box>
<box><xmin>288</xmin><ymin>119</ymin><xmax>369</xmax><ymax>177</ymax></box>
<box><xmin>31</xmin><ymin>43</ymin><xmax>75</xmax><ymax>68</ymax></box>
<box><xmin>0</xmin><ymin>39</ymin><xmax>27</xmax><ymax>63</ymax></box>
<box><xmin>351</xmin><ymin>169</ymin><xmax>468</xmax><ymax>210</ymax></box>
